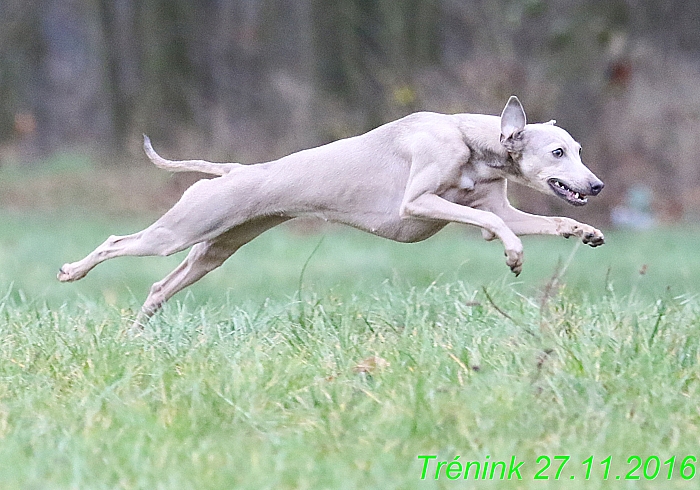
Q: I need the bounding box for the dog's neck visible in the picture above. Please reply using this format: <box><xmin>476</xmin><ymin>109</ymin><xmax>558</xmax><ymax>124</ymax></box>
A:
<box><xmin>454</xmin><ymin>114</ymin><xmax>522</xmax><ymax>181</ymax></box>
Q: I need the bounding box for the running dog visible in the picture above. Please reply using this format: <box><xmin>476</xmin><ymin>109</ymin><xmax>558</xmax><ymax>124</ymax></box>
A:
<box><xmin>58</xmin><ymin>96</ymin><xmax>605</xmax><ymax>326</ymax></box>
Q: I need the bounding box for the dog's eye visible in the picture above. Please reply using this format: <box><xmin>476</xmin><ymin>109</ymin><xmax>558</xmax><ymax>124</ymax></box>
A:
<box><xmin>578</xmin><ymin>147</ymin><xmax>582</xmax><ymax>156</ymax></box>
<box><xmin>552</xmin><ymin>148</ymin><xmax>564</xmax><ymax>158</ymax></box>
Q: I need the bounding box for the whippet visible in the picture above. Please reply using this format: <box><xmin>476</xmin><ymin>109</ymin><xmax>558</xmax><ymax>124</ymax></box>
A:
<box><xmin>58</xmin><ymin>96</ymin><xmax>604</xmax><ymax>326</ymax></box>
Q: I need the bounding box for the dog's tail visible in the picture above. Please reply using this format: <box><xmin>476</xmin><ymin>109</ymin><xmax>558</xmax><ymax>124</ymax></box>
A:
<box><xmin>143</xmin><ymin>135</ymin><xmax>239</xmax><ymax>176</ymax></box>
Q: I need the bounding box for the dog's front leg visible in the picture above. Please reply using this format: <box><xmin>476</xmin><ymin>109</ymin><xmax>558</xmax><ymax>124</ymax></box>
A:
<box><xmin>492</xmin><ymin>206</ymin><xmax>605</xmax><ymax>247</ymax></box>
<box><xmin>552</xmin><ymin>216</ymin><xmax>605</xmax><ymax>246</ymax></box>
<box><xmin>401</xmin><ymin>193</ymin><xmax>524</xmax><ymax>275</ymax></box>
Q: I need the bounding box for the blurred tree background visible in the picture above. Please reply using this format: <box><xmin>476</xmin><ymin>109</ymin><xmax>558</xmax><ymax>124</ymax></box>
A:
<box><xmin>1</xmin><ymin>0</ymin><xmax>700</xmax><ymax>224</ymax></box>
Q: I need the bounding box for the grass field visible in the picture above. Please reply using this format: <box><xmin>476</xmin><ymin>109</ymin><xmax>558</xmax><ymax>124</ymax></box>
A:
<box><xmin>1</xmin><ymin>208</ymin><xmax>700</xmax><ymax>489</ymax></box>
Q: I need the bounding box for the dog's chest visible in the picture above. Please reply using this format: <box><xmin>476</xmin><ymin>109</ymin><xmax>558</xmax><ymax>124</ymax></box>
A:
<box><xmin>441</xmin><ymin>161</ymin><xmax>498</xmax><ymax>206</ymax></box>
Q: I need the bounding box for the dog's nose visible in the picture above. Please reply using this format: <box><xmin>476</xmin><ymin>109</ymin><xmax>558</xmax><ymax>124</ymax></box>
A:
<box><xmin>589</xmin><ymin>180</ymin><xmax>604</xmax><ymax>196</ymax></box>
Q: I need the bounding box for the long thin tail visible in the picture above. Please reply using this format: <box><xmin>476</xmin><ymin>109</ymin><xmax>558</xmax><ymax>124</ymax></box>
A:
<box><xmin>143</xmin><ymin>135</ymin><xmax>239</xmax><ymax>176</ymax></box>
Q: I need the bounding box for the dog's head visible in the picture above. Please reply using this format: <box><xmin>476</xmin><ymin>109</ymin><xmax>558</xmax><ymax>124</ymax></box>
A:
<box><xmin>499</xmin><ymin>96</ymin><xmax>604</xmax><ymax>206</ymax></box>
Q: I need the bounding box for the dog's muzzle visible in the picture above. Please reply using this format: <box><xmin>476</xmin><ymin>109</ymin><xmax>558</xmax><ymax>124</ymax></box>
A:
<box><xmin>548</xmin><ymin>178</ymin><xmax>604</xmax><ymax>206</ymax></box>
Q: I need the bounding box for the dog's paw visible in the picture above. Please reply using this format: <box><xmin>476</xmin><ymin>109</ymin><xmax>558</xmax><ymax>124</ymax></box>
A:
<box><xmin>560</xmin><ymin>220</ymin><xmax>604</xmax><ymax>247</ymax></box>
<box><xmin>505</xmin><ymin>248</ymin><xmax>523</xmax><ymax>276</ymax></box>
<box><xmin>57</xmin><ymin>265</ymin><xmax>71</xmax><ymax>282</ymax></box>
<box><xmin>572</xmin><ymin>224</ymin><xmax>604</xmax><ymax>247</ymax></box>
<box><xmin>582</xmin><ymin>228</ymin><xmax>605</xmax><ymax>247</ymax></box>
<box><xmin>57</xmin><ymin>263</ymin><xmax>83</xmax><ymax>282</ymax></box>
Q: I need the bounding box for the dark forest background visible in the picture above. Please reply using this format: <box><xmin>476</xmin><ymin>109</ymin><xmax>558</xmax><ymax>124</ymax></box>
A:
<box><xmin>2</xmin><ymin>0</ymin><xmax>700</xmax><ymax>223</ymax></box>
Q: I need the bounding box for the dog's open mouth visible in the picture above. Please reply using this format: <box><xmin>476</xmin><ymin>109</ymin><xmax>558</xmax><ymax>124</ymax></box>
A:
<box><xmin>548</xmin><ymin>178</ymin><xmax>588</xmax><ymax>206</ymax></box>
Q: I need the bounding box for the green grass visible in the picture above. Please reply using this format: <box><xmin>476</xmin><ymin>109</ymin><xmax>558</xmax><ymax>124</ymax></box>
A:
<box><xmin>1</xmin><ymin>211</ymin><xmax>700</xmax><ymax>488</ymax></box>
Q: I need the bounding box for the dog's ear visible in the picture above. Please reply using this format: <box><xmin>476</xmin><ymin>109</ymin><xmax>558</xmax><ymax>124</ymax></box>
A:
<box><xmin>500</xmin><ymin>96</ymin><xmax>527</xmax><ymax>151</ymax></box>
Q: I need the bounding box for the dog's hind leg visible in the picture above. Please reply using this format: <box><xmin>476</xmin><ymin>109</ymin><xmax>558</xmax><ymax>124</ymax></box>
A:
<box><xmin>57</xmin><ymin>225</ymin><xmax>189</xmax><ymax>282</ymax></box>
<box><xmin>132</xmin><ymin>216</ymin><xmax>289</xmax><ymax>328</ymax></box>
<box><xmin>58</xmin><ymin>173</ymin><xmax>274</xmax><ymax>283</ymax></box>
